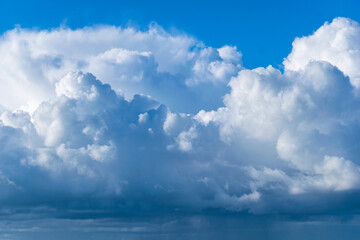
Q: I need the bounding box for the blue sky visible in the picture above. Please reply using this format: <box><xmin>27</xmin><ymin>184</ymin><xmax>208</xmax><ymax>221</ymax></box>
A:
<box><xmin>1</xmin><ymin>0</ymin><xmax>359</xmax><ymax>68</ymax></box>
<box><xmin>1</xmin><ymin>1</ymin><xmax>360</xmax><ymax>239</ymax></box>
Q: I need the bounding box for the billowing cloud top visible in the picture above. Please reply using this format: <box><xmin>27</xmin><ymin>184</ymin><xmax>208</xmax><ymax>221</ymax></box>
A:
<box><xmin>0</xmin><ymin>25</ymin><xmax>241</xmax><ymax>113</ymax></box>
<box><xmin>1</xmin><ymin>17</ymin><xmax>360</xmax><ymax>218</ymax></box>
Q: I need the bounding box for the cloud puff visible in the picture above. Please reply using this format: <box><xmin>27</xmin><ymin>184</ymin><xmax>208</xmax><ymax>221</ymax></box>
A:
<box><xmin>0</xmin><ymin>25</ymin><xmax>242</xmax><ymax>113</ymax></box>
<box><xmin>197</xmin><ymin>60</ymin><xmax>360</xmax><ymax>194</ymax></box>
<box><xmin>195</xmin><ymin>19</ymin><xmax>360</xmax><ymax>210</ymax></box>
<box><xmin>1</xmin><ymin>17</ymin><xmax>360</xmax><ymax>219</ymax></box>
<box><xmin>0</xmin><ymin>71</ymin><xmax>249</xmax><ymax>213</ymax></box>
<box><xmin>284</xmin><ymin>17</ymin><xmax>360</xmax><ymax>88</ymax></box>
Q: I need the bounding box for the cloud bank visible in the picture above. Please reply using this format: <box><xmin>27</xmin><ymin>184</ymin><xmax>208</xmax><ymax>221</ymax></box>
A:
<box><xmin>1</xmin><ymin>17</ymin><xmax>360</xmax><ymax>219</ymax></box>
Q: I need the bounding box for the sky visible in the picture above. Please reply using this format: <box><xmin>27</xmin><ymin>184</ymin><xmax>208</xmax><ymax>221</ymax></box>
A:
<box><xmin>1</xmin><ymin>0</ymin><xmax>360</xmax><ymax>68</ymax></box>
<box><xmin>1</xmin><ymin>1</ymin><xmax>360</xmax><ymax>239</ymax></box>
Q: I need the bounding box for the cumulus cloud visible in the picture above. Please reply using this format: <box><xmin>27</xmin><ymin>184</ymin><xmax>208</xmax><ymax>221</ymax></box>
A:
<box><xmin>0</xmin><ymin>25</ymin><xmax>241</xmax><ymax>113</ymax></box>
<box><xmin>284</xmin><ymin>17</ymin><xmax>360</xmax><ymax>88</ymax></box>
<box><xmin>197</xmin><ymin>59</ymin><xmax>360</xmax><ymax>197</ymax></box>
<box><xmin>195</xmin><ymin>18</ymin><xmax>360</xmax><ymax>211</ymax></box>
<box><xmin>1</xmin><ymin>17</ymin><xmax>360</xmax><ymax>219</ymax></box>
<box><xmin>187</xmin><ymin>46</ymin><xmax>242</xmax><ymax>85</ymax></box>
<box><xmin>0</xmin><ymin>71</ymin><xmax>245</xmax><ymax>212</ymax></box>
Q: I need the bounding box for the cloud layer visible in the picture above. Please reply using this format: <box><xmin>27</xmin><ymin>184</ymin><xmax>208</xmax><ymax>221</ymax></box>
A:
<box><xmin>1</xmin><ymin>17</ymin><xmax>360</xmax><ymax>218</ymax></box>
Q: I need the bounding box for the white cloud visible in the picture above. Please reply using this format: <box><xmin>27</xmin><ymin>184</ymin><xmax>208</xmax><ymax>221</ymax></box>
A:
<box><xmin>284</xmin><ymin>17</ymin><xmax>360</xmax><ymax>88</ymax></box>
<box><xmin>186</xmin><ymin>46</ymin><xmax>242</xmax><ymax>85</ymax></box>
<box><xmin>0</xmin><ymin>25</ymin><xmax>241</xmax><ymax>113</ymax></box>
<box><xmin>196</xmin><ymin>35</ymin><xmax>360</xmax><ymax>205</ymax></box>
<box><xmin>1</xmin><ymin>18</ymin><xmax>360</xmax><ymax>217</ymax></box>
<box><xmin>176</xmin><ymin>126</ymin><xmax>197</xmax><ymax>152</ymax></box>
